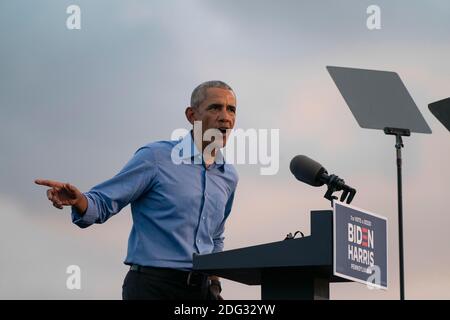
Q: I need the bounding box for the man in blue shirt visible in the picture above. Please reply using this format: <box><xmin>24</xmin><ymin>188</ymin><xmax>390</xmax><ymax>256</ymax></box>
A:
<box><xmin>35</xmin><ymin>80</ymin><xmax>239</xmax><ymax>300</ymax></box>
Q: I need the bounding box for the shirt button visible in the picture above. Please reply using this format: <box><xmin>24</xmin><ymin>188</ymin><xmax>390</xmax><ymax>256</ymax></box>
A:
<box><xmin>202</xmin><ymin>216</ymin><xmax>206</xmax><ymax>220</ymax></box>
<box><xmin>197</xmin><ymin>239</ymin><xmax>200</xmax><ymax>243</ymax></box>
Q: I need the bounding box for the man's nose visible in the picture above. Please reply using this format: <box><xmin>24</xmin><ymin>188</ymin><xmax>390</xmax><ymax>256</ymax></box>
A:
<box><xmin>218</xmin><ymin>107</ymin><xmax>234</xmax><ymax>123</ymax></box>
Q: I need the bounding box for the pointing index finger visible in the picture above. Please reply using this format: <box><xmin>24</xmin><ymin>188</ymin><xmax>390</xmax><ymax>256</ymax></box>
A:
<box><xmin>34</xmin><ymin>179</ymin><xmax>64</xmax><ymax>188</ymax></box>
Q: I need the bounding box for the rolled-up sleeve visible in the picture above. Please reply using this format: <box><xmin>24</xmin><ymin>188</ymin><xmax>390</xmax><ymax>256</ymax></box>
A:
<box><xmin>71</xmin><ymin>146</ymin><xmax>157</xmax><ymax>228</ymax></box>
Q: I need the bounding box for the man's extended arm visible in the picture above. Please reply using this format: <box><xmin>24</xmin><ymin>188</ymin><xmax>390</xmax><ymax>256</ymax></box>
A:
<box><xmin>35</xmin><ymin>146</ymin><xmax>157</xmax><ymax>227</ymax></box>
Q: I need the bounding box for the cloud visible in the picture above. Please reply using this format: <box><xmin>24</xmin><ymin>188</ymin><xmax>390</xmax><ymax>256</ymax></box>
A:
<box><xmin>1</xmin><ymin>0</ymin><xmax>449</xmax><ymax>299</ymax></box>
<box><xmin>0</xmin><ymin>194</ymin><xmax>130</xmax><ymax>299</ymax></box>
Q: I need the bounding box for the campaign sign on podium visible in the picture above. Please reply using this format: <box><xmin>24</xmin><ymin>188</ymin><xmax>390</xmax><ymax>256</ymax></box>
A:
<box><xmin>333</xmin><ymin>201</ymin><xmax>388</xmax><ymax>289</ymax></box>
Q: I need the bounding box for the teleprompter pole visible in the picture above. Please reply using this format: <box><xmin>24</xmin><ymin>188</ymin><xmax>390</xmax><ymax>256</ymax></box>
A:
<box><xmin>384</xmin><ymin>127</ymin><xmax>410</xmax><ymax>300</ymax></box>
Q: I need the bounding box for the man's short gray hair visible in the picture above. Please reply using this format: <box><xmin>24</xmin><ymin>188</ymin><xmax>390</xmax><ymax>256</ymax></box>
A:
<box><xmin>190</xmin><ymin>80</ymin><xmax>234</xmax><ymax>109</ymax></box>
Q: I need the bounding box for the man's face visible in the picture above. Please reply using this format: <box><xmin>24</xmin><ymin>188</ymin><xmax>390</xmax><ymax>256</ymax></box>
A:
<box><xmin>188</xmin><ymin>87</ymin><xmax>237</xmax><ymax>148</ymax></box>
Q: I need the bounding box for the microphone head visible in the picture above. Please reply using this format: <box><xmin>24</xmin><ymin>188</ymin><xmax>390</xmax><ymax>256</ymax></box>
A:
<box><xmin>289</xmin><ymin>155</ymin><xmax>327</xmax><ymax>187</ymax></box>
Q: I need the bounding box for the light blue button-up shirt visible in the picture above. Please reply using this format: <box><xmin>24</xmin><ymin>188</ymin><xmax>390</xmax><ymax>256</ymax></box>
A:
<box><xmin>71</xmin><ymin>132</ymin><xmax>238</xmax><ymax>270</ymax></box>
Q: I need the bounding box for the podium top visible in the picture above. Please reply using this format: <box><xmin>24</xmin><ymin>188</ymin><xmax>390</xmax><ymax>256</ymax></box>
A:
<box><xmin>327</xmin><ymin>66</ymin><xmax>432</xmax><ymax>134</ymax></box>
<box><xmin>193</xmin><ymin>210</ymin><xmax>348</xmax><ymax>285</ymax></box>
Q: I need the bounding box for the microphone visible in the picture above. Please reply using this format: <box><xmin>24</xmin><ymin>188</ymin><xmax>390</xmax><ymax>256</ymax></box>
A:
<box><xmin>289</xmin><ymin>155</ymin><xmax>357</xmax><ymax>204</ymax></box>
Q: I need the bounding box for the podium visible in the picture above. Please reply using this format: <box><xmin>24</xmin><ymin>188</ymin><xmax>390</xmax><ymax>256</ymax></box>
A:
<box><xmin>193</xmin><ymin>210</ymin><xmax>350</xmax><ymax>300</ymax></box>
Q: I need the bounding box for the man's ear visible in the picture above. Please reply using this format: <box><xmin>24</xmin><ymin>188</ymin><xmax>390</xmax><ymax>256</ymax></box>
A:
<box><xmin>185</xmin><ymin>106</ymin><xmax>196</xmax><ymax>125</ymax></box>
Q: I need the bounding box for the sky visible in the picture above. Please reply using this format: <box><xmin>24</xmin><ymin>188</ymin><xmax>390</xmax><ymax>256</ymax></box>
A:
<box><xmin>0</xmin><ymin>0</ymin><xmax>449</xmax><ymax>299</ymax></box>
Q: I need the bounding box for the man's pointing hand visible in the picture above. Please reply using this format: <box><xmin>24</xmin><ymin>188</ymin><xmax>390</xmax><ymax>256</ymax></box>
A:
<box><xmin>34</xmin><ymin>179</ymin><xmax>87</xmax><ymax>214</ymax></box>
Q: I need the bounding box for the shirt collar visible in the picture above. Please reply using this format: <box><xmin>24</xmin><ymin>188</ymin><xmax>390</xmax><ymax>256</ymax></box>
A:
<box><xmin>178</xmin><ymin>131</ymin><xmax>226</xmax><ymax>171</ymax></box>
